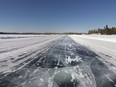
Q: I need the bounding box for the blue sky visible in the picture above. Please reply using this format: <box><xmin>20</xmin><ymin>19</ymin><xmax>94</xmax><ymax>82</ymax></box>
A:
<box><xmin>0</xmin><ymin>0</ymin><xmax>116</xmax><ymax>32</ymax></box>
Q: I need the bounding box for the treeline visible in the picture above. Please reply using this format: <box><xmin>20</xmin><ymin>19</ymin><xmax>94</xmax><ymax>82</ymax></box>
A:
<box><xmin>0</xmin><ymin>32</ymin><xmax>82</xmax><ymax>35</ymax></box>
<box><xmin>88</xmin><ymin>25</ymin><xmax>116</xmax><ymax>35</ymax></box>
<box><xmin>63</xmin><ymin>32</ymin><xmax>83</xmax><ymax>35</ymax></box>
<box><xmin>0</xmin><ymin>32</ymin><xmax>61</xmax><ymax>35</ymax></box>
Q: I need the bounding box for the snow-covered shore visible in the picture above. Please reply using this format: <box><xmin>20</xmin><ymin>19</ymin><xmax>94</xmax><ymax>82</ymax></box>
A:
<box><xmin>74</xmin><ymin>35</ymin><xmax>116</xmax><ymax>42</ymax></box>
<box><xmin>70</xmin><ymin>35</ymin><xmax>116</xmax><ymax>71</ymax></box>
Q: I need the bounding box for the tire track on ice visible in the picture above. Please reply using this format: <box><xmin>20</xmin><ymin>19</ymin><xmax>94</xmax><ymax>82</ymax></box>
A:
<box><xmin>0</xmin><ymin>36</ymin><xmax>59</xmax><ymax>54</ymax></box>
<box><xmin>0</xmin><ymin>35</ymin><xmax>64</xmax><ymax>73</ymax></box>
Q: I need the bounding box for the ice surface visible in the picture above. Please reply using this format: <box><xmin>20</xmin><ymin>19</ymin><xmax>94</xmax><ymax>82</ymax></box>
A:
<box><xmin>0</xmin><ymin>35</ymin><xmax>116</xmax><ymax>87</ymax></box>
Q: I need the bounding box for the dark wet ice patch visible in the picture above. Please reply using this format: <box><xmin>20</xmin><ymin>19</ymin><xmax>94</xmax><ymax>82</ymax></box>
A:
<box><xmin>54</xmin><ymin>70</ymin><xmax>79</xmax><ymax>87</ymax></box>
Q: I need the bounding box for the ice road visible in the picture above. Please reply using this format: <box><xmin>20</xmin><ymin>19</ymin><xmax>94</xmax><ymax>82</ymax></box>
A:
<box><xmin>0</xmin><ymin>35</ymin><xmax>116</xmax><ymax>87</ymax></box>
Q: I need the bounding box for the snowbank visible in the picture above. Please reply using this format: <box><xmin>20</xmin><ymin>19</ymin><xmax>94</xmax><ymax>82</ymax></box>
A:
<box><xmin>70</xmin><ymin>35</ymin><xmax>116</xmax><ymax>71</ymax></box>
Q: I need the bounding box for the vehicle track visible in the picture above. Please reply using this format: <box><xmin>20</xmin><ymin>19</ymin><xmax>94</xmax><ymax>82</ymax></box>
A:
<box><xmin>0</xmin><ymin>36</ymin><xmax>61</xmax><ymax>54</ymax></box>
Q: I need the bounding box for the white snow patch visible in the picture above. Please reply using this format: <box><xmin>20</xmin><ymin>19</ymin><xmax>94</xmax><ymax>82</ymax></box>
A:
<box><xmin>65</xmin><ymin>56</ymin><xmax>82</xmax><ymax>64</ymax></box>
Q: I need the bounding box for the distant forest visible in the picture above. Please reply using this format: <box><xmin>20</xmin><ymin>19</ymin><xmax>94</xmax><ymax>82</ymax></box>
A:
<box><xmin>1</xmin><ymin>25</ymin><xmax>116</xmax><ymax>35</ymax></box>
<box><xmin>88</xmin><ymin>25</ymin><xmax>116</xmax><ymax>35</ymax></box>
<box><xmin>0</xmin><ymin>32</ymin><xmax>83</xmax><ymax>35</ymax></box>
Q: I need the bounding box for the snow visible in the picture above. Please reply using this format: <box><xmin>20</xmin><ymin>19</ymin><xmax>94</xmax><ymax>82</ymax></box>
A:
<box><xmin>70</xmin><ymin>35</ymin><xmax>116</xmax><ymax>72</ymax></box>
<box><xmin>0</xmin><ymin>35</ymin><xmax>64</xmax><ymax>73</ymax></box>
<box><xmin>0</xmin><ymin>34</ymin><xmax>41</xmax><ymax>38</ymax></box>
<box><xmin>74</xmin><ymin>35</ymin><xmax>116</xmax><ymax>43</ymax></box>
<box><xmin>65</xmin><ymin>56</ymin><xmax>82</xmax><ymax>64</ymax></box>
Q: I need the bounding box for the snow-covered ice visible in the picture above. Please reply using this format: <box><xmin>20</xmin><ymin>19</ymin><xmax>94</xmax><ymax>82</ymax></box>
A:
<box><xmin>74</xmin><ymin>35</ymin><xmax>116</xmax><ymax>43</ymax></box>
<box><xmin>0</xmin><ymin>35</ymin><xmax>63</xmax><ymax>73</ymax></box>
<box><xmin>0</xmin><ymin>34</ymin><xmax>116</xmax><ymax>87</ymax></box>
